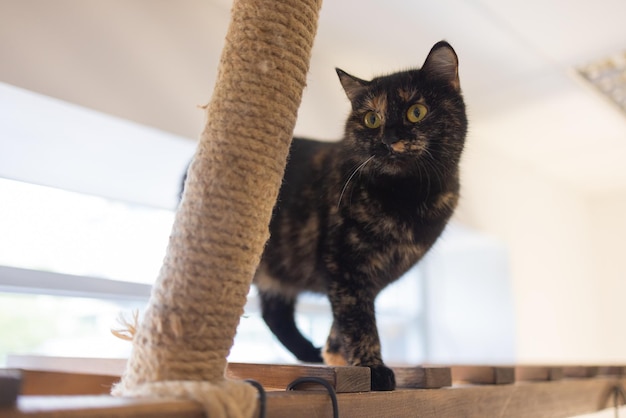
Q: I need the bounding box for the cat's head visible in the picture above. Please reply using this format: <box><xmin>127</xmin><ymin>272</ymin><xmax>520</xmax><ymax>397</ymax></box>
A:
<box><xmin>338</xmin><ymin>41</ymin><xmax>467</xmax><ymax>178</ymax></box>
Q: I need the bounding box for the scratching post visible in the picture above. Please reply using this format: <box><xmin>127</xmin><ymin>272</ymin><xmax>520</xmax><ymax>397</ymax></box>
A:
<box><xmin>112</xmin><ymin>0</ymin><xmax>322</xmax><ymax>416</ymax></box>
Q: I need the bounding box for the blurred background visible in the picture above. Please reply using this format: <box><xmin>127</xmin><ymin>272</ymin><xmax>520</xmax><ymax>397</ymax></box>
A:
<box><xmin>1</xmin><ymin>0</ymin><xmax>625</xmax><ymax>367</ymax></box>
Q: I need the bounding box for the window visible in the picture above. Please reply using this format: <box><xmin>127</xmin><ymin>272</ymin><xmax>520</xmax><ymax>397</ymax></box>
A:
<box><xmin>0</xmin><ymin>178</ymin><xmax>173</xmax><ymax>284</ymax></box>
<box><xmin>0</xmin><ymin>82</ymin><xmax>189</xmax><ymax>365</ymax></box>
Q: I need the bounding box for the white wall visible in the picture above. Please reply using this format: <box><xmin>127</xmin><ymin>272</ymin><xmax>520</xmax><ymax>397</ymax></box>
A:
<box><xmin>587</xmin><ymin>191</ymin><xmax>626</xmax><ymax>363</ymax></box>
<box><xmin>458</xmin><ymin>134</ymin><xmax>626</xmax><ymax>364</ymax></box>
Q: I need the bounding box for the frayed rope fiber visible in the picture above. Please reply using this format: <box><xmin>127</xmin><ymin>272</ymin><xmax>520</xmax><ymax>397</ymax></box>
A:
<box><xmin>112</xmin><ymin>0</ymin><xmax>322</xmax><ymax>416</ymax></box>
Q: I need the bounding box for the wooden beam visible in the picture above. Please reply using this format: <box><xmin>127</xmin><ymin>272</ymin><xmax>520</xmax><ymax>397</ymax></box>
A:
<box><xmin>4</xmin><ymin>377</ymin><xmax>625</xmax><ymax>418</ymax></box>
<box><xmin>276</xmin><ymin>378</ymin><xmax>625</xmax><ymax>418</ymax></box>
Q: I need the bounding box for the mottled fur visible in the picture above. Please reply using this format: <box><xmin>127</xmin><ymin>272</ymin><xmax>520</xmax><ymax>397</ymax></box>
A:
<box><xmin>255</xmin><ymin>41</ymin><xmax>467</xmax><ymax>391</ymax></box>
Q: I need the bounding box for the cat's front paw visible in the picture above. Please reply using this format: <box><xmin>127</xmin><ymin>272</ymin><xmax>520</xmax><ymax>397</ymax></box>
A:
<box><xmin>369</xmin><ymin>364</ymin><xmax>396</xmax><ymax>391</ymax></box>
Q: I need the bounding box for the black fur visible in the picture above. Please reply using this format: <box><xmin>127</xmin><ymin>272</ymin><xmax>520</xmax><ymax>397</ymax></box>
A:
<box><xmin>254</xmin><ymin>41</ymin><xmax>467</xmax><ymax>391</ymax></box>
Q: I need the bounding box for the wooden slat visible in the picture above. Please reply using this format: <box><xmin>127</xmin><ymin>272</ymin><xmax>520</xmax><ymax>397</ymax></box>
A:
<box><xmin>393</xmin><ymin>366</ymin><xmax>451</xmax><ymax>389</ymax></box>
<box><xmin>451</xmin><ymin>366</ymin><xmax>515</xmax><ymax>384</ymax></box>
<box><xmin>4</xmin><ymin>377</ymin><xmax>625</xmax><ymax>418</ymax></box>
<box><xmin>515</xmin><ymin>366</ymin><xmax>563</xmax><ymax>381</ymax></box>
<box><xmin>226</xmin><ymin>362</ymin><xmax>370</xmax><ymax>393</ymax></box>
<box><xmin>18</xmin><ymin>370</ymin><xmax>119</xmax><ymax>396</ymax></box>
<box><xmin>562</xmin><ymin>366</ymin><xmax>600</xmax><ymax>378</ymax></box>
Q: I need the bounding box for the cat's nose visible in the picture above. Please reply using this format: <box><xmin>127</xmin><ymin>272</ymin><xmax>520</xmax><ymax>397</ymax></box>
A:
<box><xmin>382</xmin><ymin>135</ymin><xmax>400</xmax><ymax>152</ymax></box>
<box><xmin>382</xmin><ymin>137</ymin><xmax>398</xmax><ymax>145</ymax></box>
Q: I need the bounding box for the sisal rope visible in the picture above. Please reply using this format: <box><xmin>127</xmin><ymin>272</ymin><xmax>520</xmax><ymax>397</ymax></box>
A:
<box><xmin>112</xmin><ymin>0</ymin><xmax>322</xmax><ymax>416</ymax></box>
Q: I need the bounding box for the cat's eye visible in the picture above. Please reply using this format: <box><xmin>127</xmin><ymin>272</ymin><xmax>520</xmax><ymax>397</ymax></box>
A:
<box><xmin>407</xmin><ymin>103</ymin><xmax>428</xmax><ymax>123</ymax></box>
<box><xmin>363</xmin><ymin>111</ymin><xmax>382</xmax><ymax>129</ymax></box>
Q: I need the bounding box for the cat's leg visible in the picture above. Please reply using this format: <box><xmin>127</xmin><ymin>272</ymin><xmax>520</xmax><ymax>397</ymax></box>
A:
<box><xmin>322</xmin><ymin>320</ymin><xmax>348</xmax><ymax>366</ymax></box>
<box><xmin>259</xmin><ymin>291</ymin><xmax>323</xmax><ymax>363</ymax></box>
<box><xmin>328</xmin><ymin>285</ymin><xmax>396</xmax><ymax>391</ymax></box>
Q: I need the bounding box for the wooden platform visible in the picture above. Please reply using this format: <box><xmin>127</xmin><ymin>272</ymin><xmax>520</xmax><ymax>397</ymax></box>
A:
<box><xmin>2</xmin><ymin>358</ymin><xmax>626</xmax><ymax>417</ymax></box>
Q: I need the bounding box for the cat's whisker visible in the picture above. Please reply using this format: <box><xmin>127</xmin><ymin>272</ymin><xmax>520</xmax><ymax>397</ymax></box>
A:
<box><xmin>419</xmin><ymin>151</ymin><xmax>446</xmax><ymax>189</ymax></box>
<box><xmin>416</xmin><ymin>161</ymin><xmax>432</xmax><ymax>202</ymax></box>
<box><xmin>337</xmin><ymin>155</ymin><xmax>375</xmax><ymax>209</ymax></box>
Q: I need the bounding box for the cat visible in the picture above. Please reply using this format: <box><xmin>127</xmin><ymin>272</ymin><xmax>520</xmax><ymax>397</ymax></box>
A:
<box><xmin>253</xmin><ymin>41</ymin><xmax>467</xmax><ymax>391</ymax></box>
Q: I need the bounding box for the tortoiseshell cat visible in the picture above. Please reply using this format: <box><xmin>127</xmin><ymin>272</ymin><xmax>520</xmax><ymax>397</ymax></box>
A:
<box><xmin>252</xmin><ymin>41</ymin><xmax>467</xmax><ymax>391</ymax></box>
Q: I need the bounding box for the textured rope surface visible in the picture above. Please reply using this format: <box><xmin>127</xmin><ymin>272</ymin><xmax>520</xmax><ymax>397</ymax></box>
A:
<box><xmin>121</xmin><ymin>380</ymin><xmax>257</xmax><ymax>418</ymax></box>
<box><xmin>112</xmin><ymin>0</ymin><xmax>322</xmax><ymax>416</ymax></box>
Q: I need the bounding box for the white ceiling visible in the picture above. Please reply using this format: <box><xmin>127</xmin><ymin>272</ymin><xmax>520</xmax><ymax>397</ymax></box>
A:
<box><xmin>1</xmin><ymin>0</ymin><xmax>626</xmax><ymax>199</ymax></box>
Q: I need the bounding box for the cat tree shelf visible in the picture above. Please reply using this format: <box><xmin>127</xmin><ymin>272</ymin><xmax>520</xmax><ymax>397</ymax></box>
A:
<box><xmin>2</xmin><ymin>357</ymin><xmax>625</xmax><ymax>417</ymax></box>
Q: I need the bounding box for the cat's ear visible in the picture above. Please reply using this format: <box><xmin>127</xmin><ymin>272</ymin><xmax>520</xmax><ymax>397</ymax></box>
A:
<box><xmin>421</xmin><ymin>41</ymin><xmax>460</xmax><ymax>91</ymax></box>
<box><xmin>336</xmin><ymin>68</ymin><xmax>369</xmax><ymax>102</ymax></box>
